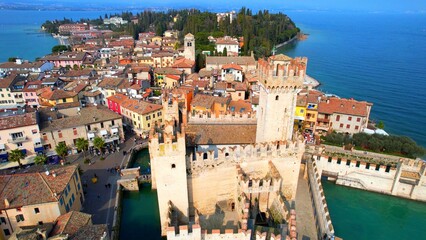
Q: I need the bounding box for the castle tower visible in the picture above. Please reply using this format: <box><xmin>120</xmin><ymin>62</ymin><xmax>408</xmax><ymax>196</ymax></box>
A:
<box><xmin>184</xmin><ymin>33</ymin><xmax>195</xmax><ymax>61</ymax></box>
<box><xmin>256</xmin><ymin>57</ymin><xmax>305</xmax><ymax>143</ymax></box>
<box><xmin>149</xmin><ymin>126</ymin><xmax>189</xmax><ymax>236</ymax></box>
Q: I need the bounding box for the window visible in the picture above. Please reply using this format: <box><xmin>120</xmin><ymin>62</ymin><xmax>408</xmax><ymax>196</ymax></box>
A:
<box><xmin>346</xmin><ymin>124</ymin><xmax>350</xmax><ymax>129</ymax></box>
<box><xmin>87</xmin><ymin>125</ymin><xmax>91</xmax><ymax>131</ymax></box>
<box><xmin>238</xmin><ymin>92</ymin><xmax>241</xmax><ymax>97</ymax></box>
<box><xmin>375</xmin><ymin>164</ymin><xmax>380</xmax><ymax>171</ymax></box>
<box><xmin>0</xmin><ymin>217</ymin><xmax>6</xmax><ymax>224</ymax></box>
<box><xmin>62</xmin><ymin>98</ymin><xmax>67</xmax><ymax>103</ymax></box>
<box><xmin>38</xmin><ymin>221</ymin><xmax>43</xmax><ymax>225</ymax></box>
<box><xmin>100</xmin><ymin>122</ymin><xmax>104</xmax><ymax>128</ymax></box>
<box><xmin>15</xmin><ymin>214</ymin><xmax>25</xmax><ymax>222</ymax></box>
<box><xmin>328</xmin><ymin>157</ymin><xmax>332</xmax><ymax>163</ymax></box>
<box><xmin>157</xmin><ymin>112</ymin><xmax>162</xmax><ymax>116</ymax></box>
<box><xmin>17</xmin><ymin>143</ymin><xmax>23</xmax><ymax>147</ymax></box>
<box><xmin>32</xmin><ymin>129</ymin><xmax>38</xmax><ymax>134</ymax></box>
<box><xmin>3</xmin><ymin>229</ymin><xmax>10</xmax><ymax>236</ymax></box>
<box><xmin>171</xmin><ymin>164</ymin><xmax>176</xmax><ymax>169</ymax></box>
<box><xmin>58</xmin><ymin>130</ymin><xmax>63</xmax><ymax>138</ymax></box>
<box><xmin>366</xmin><ymin>163</ymin><xmax>370</xmax><ymax>169</ymax></box>
<box><xmin>112</xmin><ymin>120</ymin><xmax>115</xmax><ymax>125</ymax></box>
<box><xmin>73</xmin><ymin>128</ymin><xmax>78</xmax><ymax>135</ymax></box>
<box><xmin>153</xmin><ymin>114</ymin><xmax>155</xmax><ymax>118</ymax></box>
<box><xmin>355</xmin><ymin>126</ymin><xmax>359</xmax><ymax>130</ymax></box>
<box><xmin>77</xmin><ymin>183</ymin><xmax>81</xmax><ymax>190</ymax></box>
<box><xmin>34</xmin><ymin>208</ymin><xmax>40</xmax><ymax>214</ymax></box>
<box><xmin>339</xmin><ymin>123</ymin><xmax>344</xmax><ymax>128</ymax></box>
<box><xmin>147</xmin><ymin>123</ymin><xmax>150</xmax><ymax>128</ymax></box>
<box><xmin>275</xmin><ymin>95</ymin><xmax>279</xmax><ymax>101</ymax></box>
<box><xmin>346</xmin><ymin>160</ymin><xmax>351</xmax><ymax>166</ymax></box>
<box><xmin>336</xmin><ymin>115</ymin><xmax>340</xmax><ymax>121</ymax></box>
<box><xmin>356</xmin><ymin>161</ymin><xmax>361</xmax><ymax>167</ymax></box>
<box><xmin>67</xmin><ymin>184</ymin><xmax>71</xmax><ymax>191</ymax></box>
<box><xmin>300</xmin><ymin>109</ymin><xmax>304</xmax><ymax>113</ymax></box>
<box><xmin>357</xmin><ymin>117</ymin><xmax>361</xmax><ymax>122</ymax></box>
<box><xmin>348</xmin><ymin>116</ymin><xmax>352</xmax><ymax>121</ymax></box>
<box><xmin>337</xmin><ymin>158</ymin><xmax>341</xmax><ymax>164</ymax></box>
<box><xmin>43</xmin><ymin>133</ymin><xmax>48</xmax><ymax>141</ymax></box>
<box><xmin>60</xmin><ymin>198</ymin><xmax>64</xmax><ymax>205</ymax></box>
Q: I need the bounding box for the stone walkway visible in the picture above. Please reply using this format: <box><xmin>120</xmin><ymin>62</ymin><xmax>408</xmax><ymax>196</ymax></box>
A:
<box><xmin>71</xmin><ymin>133</ymin><xmax>138</xmax><ymax>228</ymax></box>
<box><xmin>295</xmin><ymin>164</ymin><xmax>318</xmax><ymax>240</ymax></box>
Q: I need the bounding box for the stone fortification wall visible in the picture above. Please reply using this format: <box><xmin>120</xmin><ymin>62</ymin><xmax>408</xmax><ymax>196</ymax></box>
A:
<box><xmin>310</xmin><ymin>145</ymin><xmax>426</xmax><ymax>202</ymax></box>
<box><xmin>166</xmin><ymin>225</ymin><xmax>252</xmax><ymax>240</ymax></box>
<box><xmin>188</xmin><ymin>112</ymin><xmax>257</xmax><ymax>124</ymax></box>
<box><xmin>307</xmin><ymin>158</ymin><xmax>335</xmax><ymax>239</ymax></box>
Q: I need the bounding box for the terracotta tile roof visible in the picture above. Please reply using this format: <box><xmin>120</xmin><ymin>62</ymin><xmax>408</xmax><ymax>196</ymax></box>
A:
<box><xmin>186</xmin><ymin>73</ymin><xmax>199</xmax><ymax>81</ymax></box>
<box><xmin>50</xmin><ymin>211</ymin><xmax>92</xmax><ymax>237</ymax></box>
<box><xmin>222</xmin><ymin>63</ymin><xmax>242</xmax><ymax>71</ymax></box>
<box><xmin>0</xmin><ymin>72</ymin><xmax>18</xmax><ymax>88</ymax></box>
<box><xmin>23</xmin><ymin>80</ymin><xmax>43</xmax><ymax>92</ymax></box>
<box><xmin>62</xmin><ymin>69</ymin><xmax>94</xmax><ymax>78</ymax></box>
<box><xmin>40</xmin><ymin>106</ymin><xmax>121</xmax><ymax>132</ymax></box>
<box><xmin>297</xmin><ymin>94</ymin><xmax>307</xmax><ymax>107</ymax></box>
<box><xmin>83</xmin><ymin>90</ymin><xmax>102</xmax><ymax>97</ymax></box>
<box><xmin>40</xmin><ymin>52</ymin><xmax>87</xmax><ymax>62</ymax></box>
<box><xmin>199</xmin><ymin>68</ymin><xmax>213</xmax><ymax>78</ymax></box>
<box><xmin>191</xmin><ymin>80</ymin><xmax>210</xmax><ymax>89</ymax></box>
<box><xmin>106</xmin><ymin>93</ymin><xmax>127</xmax><ymax>104</ymax></box>
<box><xmin>191</xmin><ymin>94</ymin><xmax>230</xmax><ymax>109</ymax></box>
<box><xmin>70</xmin><ymin>224</ymin><xmax>108</xmax><ymax>240</ymax></box>
<box><xmin>215</xmin><ymin>82</ymin><xmax>227</xmax><ymax>91</ymax></box>
<box><xmin>55</xmin><ymin>102</ymin><xmax>81</xmax><ymax>110</ymax></box>
<box><xmin>186</xmin><ymin>124</ymin><xmax>256</xmax><ymax>145</ymax></box>
<box><xmin>233</xmin><ymin>82</ymin><xmax>246</xmax><ymax>91</ymax></box>
<box><xmin>306</xmin><ymin>90</ymin><xmax>324</xmax><ymax>104</ymax></box>
<box><xmin>121</xmin><ymin>98</ymin><xmax>163</xmax><ymax>115</ymax></box>
<box><xmin>206</xmin><ymin>56</ymin><xmax>256</xmax><ymax>66</ymax></box>
<box><xmin>229</xmin><ymin>100</ymin><xmax>253</xmax><ymax>114</ymax></box>
<box><xmin>0</xmin><ymin>61</ymin><xmax>45</xmax><ymax>69</ymax></box>
<box><xmin>97</xmin><ymin>77</ymin><xmax>126</xmax><ymax>89</ymax></box>
<box><xmin>129</xmin><ymin>84</ymin><xmax>142</xmax><ymax>90</ymax></box>
<box><xmin>216</xmin><ymin>38</ymin><xmax>239</xmax><ymax>45</ymax></box>
<box><xmin>39</xmin><ymin>88</ymin><xmax>77</xmax><ymax>100</ymax></box>
<box><xmin>318</xmin><ymin>97</ymin><xmax>372</xmax><ymax>116</ymax></box>
<box><xmin>172</xmin><ymin>58</ymin><xmax>195</xmax><ymax>68</ymax></box>
<box><xmin>166</xmin><ymin>74</ymin><xmax>180</xmax><ymax>81</ymax></box>
<box><xmin>0</xmin><ymin>165</ymin><xmax>78</xmax><ymax>210</ymax></box>
<box><xmin>0</xmin><ymin>112</ymin><xmax>37</xmax><ymax>130</ymax></box>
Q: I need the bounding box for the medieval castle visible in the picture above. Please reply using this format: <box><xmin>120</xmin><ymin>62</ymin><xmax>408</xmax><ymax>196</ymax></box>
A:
<box><xmin>148</xmin><ymin>55</ymin><xmax>307</xmax><ymax>240</ymax></box>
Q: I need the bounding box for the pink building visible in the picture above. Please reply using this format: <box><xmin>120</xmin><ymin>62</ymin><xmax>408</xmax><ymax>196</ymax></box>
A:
<box><xmin>40</xmin><ymin>52</ymin><xmax>95</xmax><ymax>68</ymax></box>
<box><xmin>23</xmin><ymin>81</ymin><xmax>43</xmax><ymax>108</ymax></box>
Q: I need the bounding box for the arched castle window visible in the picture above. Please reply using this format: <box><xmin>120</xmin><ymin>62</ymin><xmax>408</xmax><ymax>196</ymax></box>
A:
<box><xmin>275</xmin><ymin>95</ymin><xmax>279</xmax><ymax>101</ymax></box>
<box><xmin>203</xmin><ymin>153</ymin><xmax>208</xmax><ymax>160</ymax></box>
<box><xmin>171</xmin><ymin>164</ymin><xmax>176</xmax><ymax>169</ymax></box>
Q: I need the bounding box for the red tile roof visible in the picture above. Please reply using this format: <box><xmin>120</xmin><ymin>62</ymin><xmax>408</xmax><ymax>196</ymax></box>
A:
<box><xmin>318</xmin><ymin>97</ymin><xmax>372</xmax><ymax>116</ymax></box>
<box><xmin>166</xmin><ymin>74</ymin><xmax>180</xmax><ymax>81</ymax></box>
<box><xmin>222</xmin><ymin>63</ymin><xmax>242</xmax><ymax>71</ymax></box>
<box><xmin>51</xmin><ymin>211</ymin><xmax>92</xmax><ymax>237</ymax></box>
<box><xmin>172</xmin><ymin>58</ymin><xmax>195</xmax><ymax>68</ymax></box>
<box><xmin>0</xmin><ymin>112</ymin><xmax>38</xmax><ymax>130</ymax></box>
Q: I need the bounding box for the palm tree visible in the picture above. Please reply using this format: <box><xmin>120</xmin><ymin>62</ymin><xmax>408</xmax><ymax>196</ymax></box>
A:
<box><xmin>55</xmin><ymin>142</ymin><xmax>69</xmax><ymax>163</ymax></box>
<box><xmin>34</xmin><ymin>154</ymin><xmax>48</xmax><ymax>165</ymax></box>
<box><xmin>75</xmin><ymin>138</ymin><xmax>89</xmax><ymax>159</ymax></box>
<box><xmin>9</xmin><ymin>149</ymin><xmax>25</xmax><ymax>168</ymax></box>
<box><xmin>93</xmin><ymin>137</ymin><xmax>105</xmax><ymax>154</ymax></box>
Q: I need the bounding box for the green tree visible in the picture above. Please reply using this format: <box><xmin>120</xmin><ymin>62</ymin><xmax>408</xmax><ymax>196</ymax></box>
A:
<box><xmin>55</xmin><ymin>142</ymin><xmax>69</xmax><ymax>162</ymax></box>
<box><xmin>8</xmin><ymin>57</ymin><xmax>17</xmax><ymax>62</ymax></box>
<box><xmin>52</xmin><ymin>45</ymin><xmax>69</xmax><ymax>53</ymax></box>
<box><xmin>34</xmin><ymin>154</ymin><xmax>48</xmax><ymax>165</ymax></box>
<box><xmin>222</xmin><ymin>47</ymin><xmax>228</xmax><ymax>56</ymax></box>
<box><xmin>76</xmin><ymin>138</ymin><xmax>89</xmax><ymax>159</ymax></box>
<box><xmin>93</xmin><ymin>137</ymin><xmax>105</xmax><ymax>154</ymax></box>
<box><xmin>377</xmin><ymin>121</ymin><xmax>385</xmax><ymax>129</ymax></box>
<box><xmin>9</xmin><ymin>149</ymin><xmax>25</xmax><ymax>168</ymax></box>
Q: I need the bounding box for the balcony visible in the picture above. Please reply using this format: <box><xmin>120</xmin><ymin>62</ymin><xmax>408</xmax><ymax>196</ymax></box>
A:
<box><xmin>8</xmin><ymin>136</ymin><xmax>27</xmax><ymax>144</ymax></box>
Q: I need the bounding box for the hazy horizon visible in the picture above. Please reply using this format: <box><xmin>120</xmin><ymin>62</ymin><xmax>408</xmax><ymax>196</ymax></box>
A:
<box><xmin>1</xmin><ymin>0</ymin><xmax>425</xmax><ymax>14</ymax></box>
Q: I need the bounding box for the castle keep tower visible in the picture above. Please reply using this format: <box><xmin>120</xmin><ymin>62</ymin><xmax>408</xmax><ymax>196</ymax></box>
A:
<box><xmin>256</xmin><ymin>55</ymin><xmax>306</xmax><ymax>143</ymax></box>
<box><xmin>184</xmin><ymin>33</ymin><xmax>195</xmax><ymax>61</ymax></box>
<box><xmin>149</xmin><ymin>125</ymin><xmax>189</xmax><ymax>236</ymax></box>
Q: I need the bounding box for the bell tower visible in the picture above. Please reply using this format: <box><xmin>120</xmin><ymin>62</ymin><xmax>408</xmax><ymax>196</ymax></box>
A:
<box><xmin>184</xmin><ymin>33</ymin><xmax>195</xmax><ymax>61</ymax></box>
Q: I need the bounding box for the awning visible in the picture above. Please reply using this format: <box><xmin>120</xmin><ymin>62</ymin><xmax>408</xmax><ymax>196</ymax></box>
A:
<box><xmin>0</xmin><ymin>144</ymin><xmax>5</xmax><ymax>150</ymax></box>
<box><xmin>88</xmin><ymin>132</ymin><xmax>95</xmax><ymax>138</ymax></box>
<box><xmin>294</xmin><ymin>116</ymin><xmax>305</xmax><ymax>121</ymax></box>
<box><xmin>20</xmin><ymin>149</ymin><xmax>27</xmax><ymax>155</ymax></box>
<box><xmin>33</xmin><ymin>138</ymin><xmax>42</xmax><ymax>145</ymax></box>
<box><xmin>100</xmin><ymin>130</ymin><xmax>108</xmax><ymax>136</ymax></box>
<box><xmin>111</xmin><ymin>128</ymin><xmax>119</xmax><ymax>133</ymax></box>
<box><xmin>0</xmin><ymin>152</ymin><xmax>8</xmax><ymax>160</ymax></box>
<box><xmin>34</xmin><ymin>147</ymin><xmax>44</xmax><ymax>153</ymax></box>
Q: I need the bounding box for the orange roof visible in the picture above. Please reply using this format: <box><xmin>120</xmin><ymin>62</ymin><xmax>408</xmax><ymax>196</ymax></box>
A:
<box><xmin>107</xmin><ymin>93</ymin><xmax>128</xmax><ymax>104</ymax></box>
<box><xmin>222</xmin><ymin>63</ymin><xmax>243</xmax><ymax>71</ymax></box>
<box><xmin>121</xmin><ymin>98</ymin><xmax>162</xmax><ymax>115</ymax></box>
<box><xmin>318</xmin><ymin>97</ymin><xmax>372</xmax><ymax>116</ymax></box>
<box><xmin>166</xmin><ymin>74</ymin><xmax>180</xmax><ymax>81</ymax></box>
<box><xmin>172</xmin><ymin>58</ymin><xmax>195</xmax><ymax>68</ymax></box>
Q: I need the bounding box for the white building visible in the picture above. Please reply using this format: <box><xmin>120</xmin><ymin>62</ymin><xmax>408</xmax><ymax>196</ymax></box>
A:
<box><xmin>104</xmin><ymin>17</ymin><xmax>128</xmax><ymax>26</ymax></box>
<box><xmin>215</xmin><ymin>36</ymin><xmax>239</xmax><ymax>56</ymax></box>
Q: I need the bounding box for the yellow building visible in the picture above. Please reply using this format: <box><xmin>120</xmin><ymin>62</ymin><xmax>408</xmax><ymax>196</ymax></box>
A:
<box><xmin>294</xmin><ymin>94</ymin><xmax>307</xmax><ymax>131</ymax></box>
<box><xmin>0</xmin><ymin>72</ymin><xmax>26</xmax><ymax>109</ymax></box>
<box><xmin>120</xmin><ymin>98</ymin><xmax>163</xmax><ymax>137</ymax></box>
<box><xmin>38</xmin><ymin>88</ymin><xmax>78</xmax><ymax>107</ymax></box>
<box><xmin>0</xmin><ymin>164</ymin><xmax>84</xmax><ymax>239</ymax></box>
<box><xmin>190</xmin><ymin>94</ymin><xmax>231</xmax><ymax>117</ymax></box>
<box><xmin>154</xmin><ymin>68</ymin><xmax>182</xmax><ymax>87</ymax></box>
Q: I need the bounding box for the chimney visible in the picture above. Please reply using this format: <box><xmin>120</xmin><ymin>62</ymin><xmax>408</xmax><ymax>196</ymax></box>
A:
<box><xmin>4</xmin><ymin>198</ymin><xmax>10</xmax><ymax>208</ymax></box>
<box><xmin>93</xmin><ymin>117</ymin><xmax>96</xmax><ymax>121</ymax></box>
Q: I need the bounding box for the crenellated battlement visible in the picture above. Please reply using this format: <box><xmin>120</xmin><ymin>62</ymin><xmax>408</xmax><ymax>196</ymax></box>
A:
<box><xmin>188</xmin><ymin>140</ymin><xmax>304</xmax><ymax>175</ymax></box>
<box><xmin>257</xmin><ymin>56</ymin><xmax>305</xmax><ymax>90</ymax></box>
<box><xmin>237</xmin><ymin>163</ymin><xmax>282</xmax><ymax>194</ymax></box>
<box><xmin>188</xmin><ymin>111</ymin><xmax>257</xmax><ymax>124</ymax></box>
<box><xmin>166</xmin><ymin>224</ymin><xmax>252</xmax><ymax>240</ymax></box>
<box><xmin>149</xmin><ymin>126</ymin><xmax>186</xmax><ymax>157</ymax></box>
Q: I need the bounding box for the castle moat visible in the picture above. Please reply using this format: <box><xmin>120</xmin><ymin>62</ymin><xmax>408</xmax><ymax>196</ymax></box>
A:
<box><xmin>322</xmin><ymin>180</ymin><xmax>426</xmax><ymax>240</ymax></box>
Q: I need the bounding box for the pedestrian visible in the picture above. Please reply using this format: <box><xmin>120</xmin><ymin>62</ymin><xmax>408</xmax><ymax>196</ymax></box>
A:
<box><xmin>105</xmin><ymin>184</ymin><xmax>108</xmax><ymax>188</ymax></box>
<box><xmin>94</xmin><ymin>173</ymin><xmax>98</xmax><ymax>178</ymax></box>
<box><xmin>97</xmin><ymin>194</ymin><xmax>100</xmax><ymax>199</ymax></box>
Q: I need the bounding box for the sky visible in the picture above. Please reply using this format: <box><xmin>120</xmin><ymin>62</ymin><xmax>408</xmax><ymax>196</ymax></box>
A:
<box><xmin>1</xmin><ymin>0</ymin><xmax>426</xmax><ymax>13</ymax></box>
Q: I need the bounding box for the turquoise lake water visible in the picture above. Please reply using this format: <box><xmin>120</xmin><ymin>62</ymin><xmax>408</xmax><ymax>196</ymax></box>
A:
<box><xmin>322</xmin><ymin>180</ymin><xmax>426</xmax><ymax>240</ymax></box>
